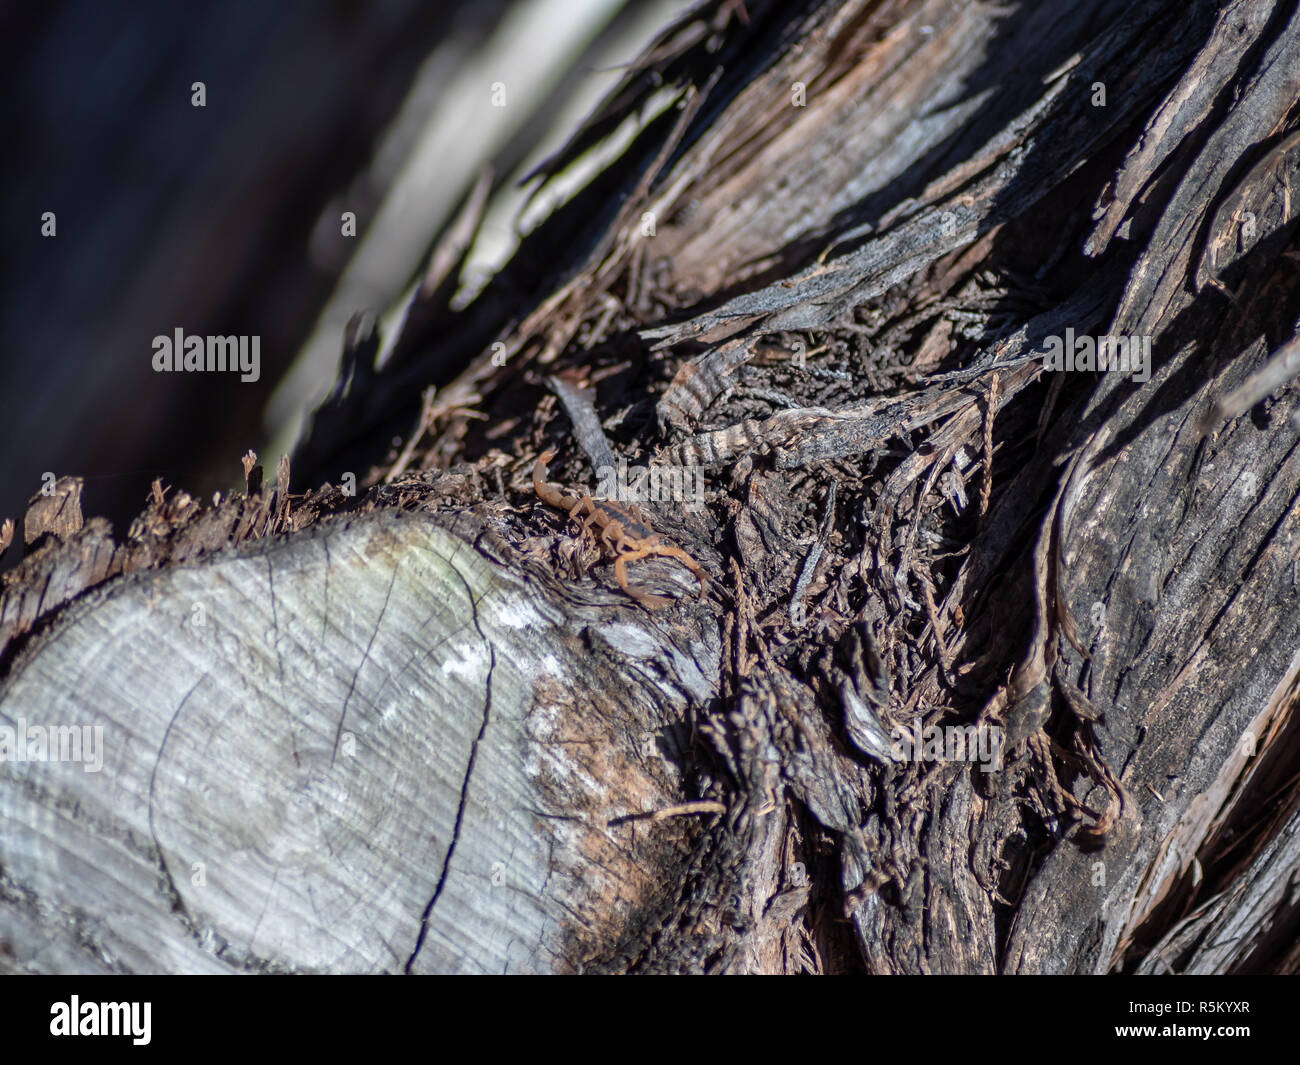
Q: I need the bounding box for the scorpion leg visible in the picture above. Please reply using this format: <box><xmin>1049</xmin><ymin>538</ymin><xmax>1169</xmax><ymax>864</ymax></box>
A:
<box><xmin>614</xmin><ymin>551</ymin><xmax>669</xmax><ymax>609</ymax></box>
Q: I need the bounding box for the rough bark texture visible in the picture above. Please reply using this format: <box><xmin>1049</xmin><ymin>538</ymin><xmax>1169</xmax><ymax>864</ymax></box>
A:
<box><xmin>4</xmin><ymin>0</ymin><xmax>1300</xmax><ymax>973</ymax></box>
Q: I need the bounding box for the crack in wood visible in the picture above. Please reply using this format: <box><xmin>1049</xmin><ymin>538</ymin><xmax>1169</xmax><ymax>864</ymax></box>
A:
<box><xmin>405</xmin><ymin>545</ymin><xmax>495</xmax><ymax>973</ymax></box>
<box><xmin>331</xmin><ymin>562</ymin><xmax>400</xmax><ymax>768</ymax></box>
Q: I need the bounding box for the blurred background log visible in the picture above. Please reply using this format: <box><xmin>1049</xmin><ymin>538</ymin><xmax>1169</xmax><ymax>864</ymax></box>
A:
<box><xmin>0</xmin><ymin>0</ymin><xmax>679</xmax><ymax>544</ymax></box>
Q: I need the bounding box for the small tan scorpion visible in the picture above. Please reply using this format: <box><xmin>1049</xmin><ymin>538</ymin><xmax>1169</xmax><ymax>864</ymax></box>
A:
<box><xmin>532</xmin><ymin>450</ymin><xmax>709</xmax><ymax>608</ymax></box>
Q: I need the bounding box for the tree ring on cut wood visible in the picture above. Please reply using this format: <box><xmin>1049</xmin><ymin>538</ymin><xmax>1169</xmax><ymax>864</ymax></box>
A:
<box><xmin>0</xmin><ymin>511</ymin><xmax>693</xmax><ymax>973</ymax></box>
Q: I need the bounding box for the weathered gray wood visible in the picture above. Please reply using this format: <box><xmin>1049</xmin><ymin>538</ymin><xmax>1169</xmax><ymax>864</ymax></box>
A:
<box><xmin>0</xmin><ymin>511</ymin><xmax>717</xmax><ymax>973</ymax></box>
<box><xmin>1133</xmin><ymin>649</ymin><xmax>1300</xmax><ymax>973</ymax></box>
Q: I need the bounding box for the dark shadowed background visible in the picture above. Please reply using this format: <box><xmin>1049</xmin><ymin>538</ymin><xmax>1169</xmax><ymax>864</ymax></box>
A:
<box><xmin>0</xmin><ymin>0</ymin><xmax>675</xmax><ymax>566</ymax></box>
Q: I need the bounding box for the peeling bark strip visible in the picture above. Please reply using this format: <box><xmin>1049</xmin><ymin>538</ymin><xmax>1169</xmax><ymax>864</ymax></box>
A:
<box><xmin>657</xmin><ymin>336</ymin><xmax>798</xmax><ymax>429</ymax></box>
<box><xmin>0</xmin><ymin>512</ymin><xmax>718</xmax><ymax>973</ymax></box>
